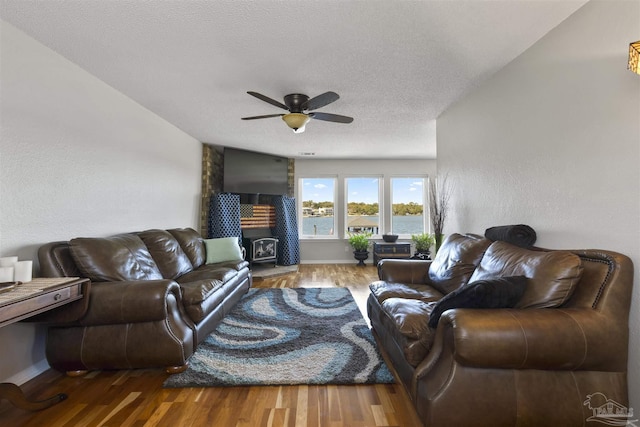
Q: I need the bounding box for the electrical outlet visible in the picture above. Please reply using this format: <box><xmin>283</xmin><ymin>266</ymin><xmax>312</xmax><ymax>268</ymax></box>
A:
<box><xmin>344</xmin><ymin>245</ymin><xmax>349</xmax><ymax>252</ymax></box>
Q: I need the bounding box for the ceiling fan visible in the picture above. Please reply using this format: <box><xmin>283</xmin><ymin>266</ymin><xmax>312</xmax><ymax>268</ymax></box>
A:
<box><xmin>241</xmin><ymin>91</ymin><xmax>354</xmax><ymax>133</ymax></box>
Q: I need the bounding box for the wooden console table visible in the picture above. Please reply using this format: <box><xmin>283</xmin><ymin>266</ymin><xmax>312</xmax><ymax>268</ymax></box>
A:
<box><xmin>0</xmin><ymin>277</ymin><xmax>90</xmax><ymax>411</ymax></box>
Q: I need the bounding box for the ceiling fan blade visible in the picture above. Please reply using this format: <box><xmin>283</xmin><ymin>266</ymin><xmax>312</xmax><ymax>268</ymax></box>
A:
<box><xmin>302</xmin><ymin>91</ymin><xmax>340</xmax><ymax>111</ymax></box>
<box><xmin>241</xmin><ymin>114</ymin><xmax>285</xmax><ymax>120</ymax></box>
<box><xmin>309</xmin><ymin>112</ymin><xmax>354</xmax><ymax>123</ymax></box>
<box><xmin>247</xmin><ymin>91</ymin><xmax>288</xmax><ymax>110</ymax></box>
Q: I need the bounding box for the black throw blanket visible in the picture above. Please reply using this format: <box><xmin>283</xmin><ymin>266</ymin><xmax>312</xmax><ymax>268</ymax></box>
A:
<box><xmin>484</xmin><ymin>224</ymin><xmax>537</xmax><ymax>248</ymax></box>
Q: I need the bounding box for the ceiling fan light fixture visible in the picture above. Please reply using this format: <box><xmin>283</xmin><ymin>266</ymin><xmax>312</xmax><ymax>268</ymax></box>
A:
<box><xmin>282</xmin><ymin>113</ymin><xmax>310</xmax><ymax>133</ymax></box>
<box><xmin>244</xmin><ymin>91</ymin><xmax>353</xmax><ymax>131</ymax></box>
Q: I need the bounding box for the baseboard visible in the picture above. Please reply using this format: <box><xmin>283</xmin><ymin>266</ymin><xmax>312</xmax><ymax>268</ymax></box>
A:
<box><xmin>4</xmin><ymin>359</ymin><xmax>50</xmax><ymax>386</ymax></box>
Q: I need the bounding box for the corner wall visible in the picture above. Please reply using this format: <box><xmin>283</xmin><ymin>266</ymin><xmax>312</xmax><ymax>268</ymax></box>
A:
<box><xmin>436</xmin><ymin>0</ymin><xmax>640</xmax><ymax>412</ymax></box>
<box><xmin>199</xmin><ymin>145</ymin><xmax>295</xmax><ymax>238</ymax></box>
<box><xmin>0</xmin><ymin>22</ymin><xmax>202</xmax><ymax>383</ymax></box>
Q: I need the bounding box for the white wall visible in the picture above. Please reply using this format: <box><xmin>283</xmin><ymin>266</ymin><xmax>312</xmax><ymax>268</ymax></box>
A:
<box><xmin>0</xmin><ymin>22</ymin><xmax>202</xmax><ymax>383</ymax></box>
<box><xmin>295</xmin><ymin>159</ymin><xmax>437</xmax><ymax>263</ymax></box>
<box><xmin>437</xmin><ymin>0</ymin><xmax>640</xmax><ymax>413</ymax></box>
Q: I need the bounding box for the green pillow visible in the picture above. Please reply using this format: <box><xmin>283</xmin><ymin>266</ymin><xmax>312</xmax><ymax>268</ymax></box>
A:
<box><xmin>204</xmin><ymin>237</ymin><xmax>243</xmax><ymax>264</ymax></box>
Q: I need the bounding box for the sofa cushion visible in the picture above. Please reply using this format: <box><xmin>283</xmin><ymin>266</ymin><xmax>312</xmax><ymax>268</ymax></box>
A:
<box><xmin>381</xmin><ymin>297</ymin><xmax>437</xmax><ymax>367</ymax></box>
<box><xmin>428</xmin><ymin>276</ymin><xmax>528</xmax><ymax>328</ymax></box>
<box><xmin>179</xmin><ymin>279</ymin><xmax>225</xmax><ymax>323</ymax></box>
<box><xmin>177</xmin><ymin>267</ymin><xmax>245</xmax><ymax>323</ymax></box>
<box><xmin>137</xmin><ymin>229</ymin><xmax>193</xmax><ymax>279</ymax></box>
<box><xmin>204</xmin><ymin>237</ymin><xmax>244</xmax><ymax>264</ymax></box>
<box><xmin>369</xmin><ymin>281</ymin><xmax>444</xmax><ymax>304</ymax></box>
<box><xmin>218</xmin><ymin>259</ymin><xmax>250</xmax><ymax>271</ymax></box>
<box><xmin>69</xmin><ymin>234</ymin><xmax>163</xmax><ymax>282</ymax></box>
<box><xmin>176</xmin><ymin>265</ymin><xmax>239</xmax><ymax>284</ymax></box>
<box><xmin>470</xmin><ymin>241</ymin><xmax>583</xmax><ymax>309</ymax></box>
<box><xmin>168</xmin><ymin>228</ymin><xmax>206</xmax><ymax>269</ymax></box>
<box><xmin>428</xmin><ymin>233</ymin><xmax>492</xmax><ymax>294</ymax></box>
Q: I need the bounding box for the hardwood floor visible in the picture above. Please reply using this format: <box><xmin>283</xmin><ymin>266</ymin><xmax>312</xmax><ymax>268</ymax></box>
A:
<box><xmin>0</xmin><ymin>264</ymin><xmax>422</xmax><ymax>427</ymax></box>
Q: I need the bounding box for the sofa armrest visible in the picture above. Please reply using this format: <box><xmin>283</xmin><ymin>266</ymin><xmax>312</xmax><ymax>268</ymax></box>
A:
<box><xmin>417</xmin><ymin>308</ymin><xmax>627</xmax><ymax>378</ymax></box>
<box><xmin>79</xmin><ymin>280</ymin><xmax>183</xmax><ymax>325</ymax></box>
<box><xmin>377</xmin><ymin>259</ymin><xmax>432</xmax><ymax>284</ymax></box>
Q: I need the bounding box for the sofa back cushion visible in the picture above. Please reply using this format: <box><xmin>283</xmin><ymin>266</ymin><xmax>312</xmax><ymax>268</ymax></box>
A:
<box><xmin>168</xmin><ymin>228</ymin><xmax>206</xmax><ymax>269</ymax></box>
<box><xmin>470</xmin><ymin>240</ymin><xmax>583</xmax><ymax>308</ymax></box>
<box><xmin>69</xmin><ymin>234</ymin><xmax>163</xmax><ymax>282</ymax></box>
<box><xmin>137</xmin><ymin>229</ymin><xmax>193</xmax><ymax>279</ymax></box>
<box><xmin>428</xmin><ymin>233</ymin><xmax>492</xmax><ymax>294</ymax></box>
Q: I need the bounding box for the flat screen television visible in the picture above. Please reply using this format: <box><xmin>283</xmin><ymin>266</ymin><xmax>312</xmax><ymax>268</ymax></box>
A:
<box><xmin>223</xmin><ymin>148</ymin><xmax>289</xmax><ymax>196</ymax></box>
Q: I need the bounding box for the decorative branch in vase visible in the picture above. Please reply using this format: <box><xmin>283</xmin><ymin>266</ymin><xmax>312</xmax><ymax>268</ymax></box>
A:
<box><xmin>429</xmin><ymin>174</ymin><xmax>452</xmax><ymax>254</ymax></box>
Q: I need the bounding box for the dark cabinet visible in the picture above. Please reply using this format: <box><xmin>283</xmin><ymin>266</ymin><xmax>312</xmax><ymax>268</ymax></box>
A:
<box><xmin>373</xmin><ymin>242</ymin><xmax>411</xmax><ymax>265</ymax></box>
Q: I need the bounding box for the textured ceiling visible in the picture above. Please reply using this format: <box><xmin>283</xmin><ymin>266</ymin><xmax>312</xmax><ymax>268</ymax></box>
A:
<box><xmin>0</xmin><ymin>0</ymin><xmax>586</xmax><ymax>159</ymax></box>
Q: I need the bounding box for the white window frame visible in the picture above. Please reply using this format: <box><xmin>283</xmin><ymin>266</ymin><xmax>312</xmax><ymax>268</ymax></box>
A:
<box><xmin>344</xmin><ymin>175</ymin><xmax>383</xmax><ymax>238</ymax></box>
<box><xmin>389</xmin><ymin>175</ymin><xmax>429</xmax><ymax>237</ymax></box>
<box><xmin>298</xmin><ymin>176</ymin><xmax>338</xmax><ymax>239</ymax></box>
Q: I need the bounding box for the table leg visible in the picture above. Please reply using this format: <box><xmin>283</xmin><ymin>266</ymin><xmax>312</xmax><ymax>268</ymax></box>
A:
<box><xmin>0</xmin><ymin>382</ymin><xmax>67</xmax><ymax>411</ymax></box>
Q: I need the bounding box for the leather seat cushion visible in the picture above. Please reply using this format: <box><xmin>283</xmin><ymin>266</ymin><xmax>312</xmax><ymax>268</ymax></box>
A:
<box><xmin>370</xmin><ymin>281</ymin><xmax>444</xmax><ymax>304</ymax></box>
<box><xmin>177</xmin><ymin>265</ymin><xmax>239</xmax><ymax>284</ymax></box>
<box><xmin>211</xmin><ymin>259</ymin><xmax>250</xmax><ymax>272</ymax></box>
<box><xmin>176</xmin><ymin>264</ymin><xmax>250</xmax><ymax>323</ymax></box>
<box><xmin>179</xmin><ymin>278</ymin><xmax>225</xmax><ymax>323</ymax></box>
<box><xmin>380</xmin><ymin>297</ymin><xmax>438</xmax><ymax>367</ymax></box>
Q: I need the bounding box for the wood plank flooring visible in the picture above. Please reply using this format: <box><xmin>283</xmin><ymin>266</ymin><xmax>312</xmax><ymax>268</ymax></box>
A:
<box><xmin>0</xmin><ymin>264</ymin><xmax>422</xmax><ymax>427</ymax></box>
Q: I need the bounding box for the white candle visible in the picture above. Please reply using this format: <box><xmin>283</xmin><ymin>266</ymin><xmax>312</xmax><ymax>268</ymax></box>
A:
<box><xmin>0</xmin><ymin>266</ymin><xmax>14</xmax><ymax>282</ymax></box>
<box><xmin>0</xmin><ymin>256</ymin><xmax>18</xmax><ymax>268</ymax></box>
<box><xmin>14</xmin><ymin>260</ymin><xmax>33</xmax><ymax>283</ymax></box>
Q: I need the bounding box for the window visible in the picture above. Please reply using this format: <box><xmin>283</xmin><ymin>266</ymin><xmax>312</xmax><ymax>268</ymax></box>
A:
<box><xmin>299</xmin><ymin>177</ymin><xmax>336</xmax><ymax>237</ymax></box>
<box><xmin>391</xmin><ymin>177</ymin><xmax>426</xmax><ymax>235</ymax></box>
<box><xmin>297</xmin><ymin>174</ymin><xmax>429</xmax><ymax>239</ymax></box>
<box><xmin>346</xmin><ymin>177</ymin><xmax>381</xmax><ymax>235</ymax></box>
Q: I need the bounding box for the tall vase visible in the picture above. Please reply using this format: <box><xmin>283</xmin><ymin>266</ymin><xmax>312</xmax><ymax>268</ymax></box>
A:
<box><xmin>434</xmin><ymin>234</ymin><xmax>444</xmax><ymax>254</ymax></box>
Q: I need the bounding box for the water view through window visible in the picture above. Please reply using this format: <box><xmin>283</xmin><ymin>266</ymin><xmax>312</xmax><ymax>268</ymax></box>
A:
<box><xmin>300</xmin><ymin>177</ymin><xmax>336</xmax><ymax>236</ymax></box>
<box><xmin>391</xmin><ymin>177</ymin><xmax>425</xmax><ymax>235</ymax></box>
<box><xmin>346</xmin><ymin>177</ymin><xmax>380</xmax><ymax>234</ymax></box>
<box><xmin>300</xmin><ymin>176</ymin><xmax>427</xmax><ymax>236</ymax></box>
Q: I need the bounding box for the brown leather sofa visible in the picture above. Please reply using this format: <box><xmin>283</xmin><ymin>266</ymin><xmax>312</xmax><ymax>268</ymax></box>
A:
<box><xmin>368</xmin><ymin>233</ymin><xmax>634</xmax><ymax>427</ymax></box>
<box><xmin>38</xmin><ymin>228</ymin><xmax>251</xmax><ymax>374</ymax></box>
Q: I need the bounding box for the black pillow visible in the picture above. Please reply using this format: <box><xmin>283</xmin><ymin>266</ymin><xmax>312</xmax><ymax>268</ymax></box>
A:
<box><xmin>428</xmin><ymin>276</ymin><xmax>528</xmax><ymax>328</ymax></box>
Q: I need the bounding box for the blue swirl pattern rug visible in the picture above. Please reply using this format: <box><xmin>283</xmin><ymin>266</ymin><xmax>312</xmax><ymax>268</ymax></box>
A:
<box><xmin>163</xmin><ymin>287</ymin><xmax>394</xmax><ymax>387</ymax></box>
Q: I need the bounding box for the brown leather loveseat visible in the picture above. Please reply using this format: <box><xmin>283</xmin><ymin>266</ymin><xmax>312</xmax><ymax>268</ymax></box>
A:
<box><xmin>368</xmin><ymin>233</ymin><xmax>634</xmax><ymax>427</ymax></box>
<box><xmin>38</xmin><ymin>228</ymin><xmax>251</xmax><ymax>374</ymax></box>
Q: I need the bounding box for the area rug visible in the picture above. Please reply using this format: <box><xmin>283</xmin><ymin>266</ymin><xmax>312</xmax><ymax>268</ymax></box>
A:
<box><xmin>163</xmin><ymin>287</ymin><xmax>394</xmax><ymax>387</ymax></box>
